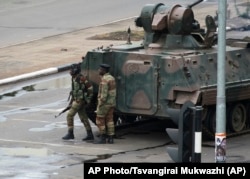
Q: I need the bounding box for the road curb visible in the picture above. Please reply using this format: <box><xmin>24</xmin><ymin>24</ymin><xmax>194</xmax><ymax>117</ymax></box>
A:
<box><xmin>0</xmin><ymin>64</ymin><xmax>72</xmax><ymax>86</ymax></box>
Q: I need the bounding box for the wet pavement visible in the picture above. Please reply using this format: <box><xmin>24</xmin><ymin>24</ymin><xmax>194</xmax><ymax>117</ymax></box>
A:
<box><xmin>1</xmin><ymin>63</ymin><xmax>250</xmax><ymax>179</ymax></box>
<box><xmin>0</xmin><ymin>2</ymin><xmax>250</xmax><ymax>178</ymax></box>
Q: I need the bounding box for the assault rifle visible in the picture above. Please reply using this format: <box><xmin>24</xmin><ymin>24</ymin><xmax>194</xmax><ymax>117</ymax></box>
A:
<box><xmin>54</xmin><ymin>105</ymin><xmax>71</xmax><ymax>118</ymax></box>
<box><xmin>55</xmin><ymin>91</ymin><xmax>72</xmax><ymax>118</ymax></box>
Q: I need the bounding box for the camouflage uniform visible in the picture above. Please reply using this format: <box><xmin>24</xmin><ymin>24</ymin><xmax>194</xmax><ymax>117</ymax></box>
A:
<box><xmin>95</xmin><ymin>65</ymin><xmax>116</xmax><ymax>144</ymax></box>
<box><xmin>62</xmin><ymin>72</ymin><xmax>94</xmax><ymax>141</ymax></box>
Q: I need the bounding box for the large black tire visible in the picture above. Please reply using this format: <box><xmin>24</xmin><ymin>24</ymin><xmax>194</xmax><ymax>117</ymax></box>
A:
<box><xmin>202</xmin><ymin>106</ymin><xmax>215</xmax><ymax>140</ymax></box>
<box><xmin>120</xmin><ymin>115</ymin><xmax>137</xmax><ymax>123</ymax></box>
<box><xmin>228</xmin><ymin>103</ymin><xmax>247</xmax><ymax>132</ymax></box>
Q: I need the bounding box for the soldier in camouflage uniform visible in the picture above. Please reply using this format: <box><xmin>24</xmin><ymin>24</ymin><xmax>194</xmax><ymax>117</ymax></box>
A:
<box><xmin>62</xmin><ymin>63</ymin><xmax>94</xmax><ymax>141</ymax></box>
<box><xmin>94</xmin><ymin>64</ymin><xmax>116</xmax><ymax>144</ymax></box>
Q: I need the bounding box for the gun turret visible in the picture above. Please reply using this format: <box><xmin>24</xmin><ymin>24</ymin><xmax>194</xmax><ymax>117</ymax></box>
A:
<box><xmin>135</xmin><ymin>0</ymin><xmax>216</xmax><ymax>49</ymax></box>
<box><xmin>187</xmin><ymin>0</ymin><xmax>203</xmax><ymax>9</ymax></box>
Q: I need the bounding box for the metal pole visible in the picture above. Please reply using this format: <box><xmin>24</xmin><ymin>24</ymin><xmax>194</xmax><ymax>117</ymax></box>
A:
<box><xmin>215</xmin><ymin>0</ymin><xmax>227</xmax><ymax>163</ymax></box>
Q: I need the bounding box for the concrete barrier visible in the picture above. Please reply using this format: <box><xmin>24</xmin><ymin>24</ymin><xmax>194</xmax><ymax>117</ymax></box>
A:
<box><xmin>0</xmin><ymin>64</ymin><xmax>72</xmax><ymax>86</ymax></box>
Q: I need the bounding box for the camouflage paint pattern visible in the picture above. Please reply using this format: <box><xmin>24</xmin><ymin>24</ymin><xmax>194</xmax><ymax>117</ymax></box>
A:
<box><xmin>81</xmin><ymin>1</ymin><xmax>250</xmax><ymax>134</ymax></box>
<box><xmin>96</xmin><ymin>108</ymin><xmax>115</xmax><ymax>136</ymax></box>
<box><xmin>96</xmin><ymin>72</ymin><xmax>116</xmax><ymax>117</ymax></box>
<box><xmin>67</xmin><ymin>100</ymin><xmax>92</xmax><ymax>131</ymax></box>
<box><xmin>66</xmin><ymin>74</ymin><xmax>93</xmax><ymax>131</ymax></box>
<box><xmin>95</xmin><ymin>72</ymin><xmax>116</xmax><ymax>136</ymax></box>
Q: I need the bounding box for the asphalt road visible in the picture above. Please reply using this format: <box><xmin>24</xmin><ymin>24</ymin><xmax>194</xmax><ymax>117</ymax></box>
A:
<box><xmin>1</xmin><ymin>0</ymin><xmax>232</xmax><ymax>48</ymax></box>
<box><xmin>1</xmin><ymin>0</ymin><xmax>196</xmax><ymax>48</ymax></box>
<box><xmin>0</xmin><ymin>1</ymin><xmax>250</xmax><ymax>178</ymax></box>
<box><xmin>0</xmin><ymin>72</ymin><xmax>250</xmax><ymax>179</ymax></box>
<box><xmin>0</xmin><ymin>72</ymin><xmax>175</xmax><ymax>178</ymax></box>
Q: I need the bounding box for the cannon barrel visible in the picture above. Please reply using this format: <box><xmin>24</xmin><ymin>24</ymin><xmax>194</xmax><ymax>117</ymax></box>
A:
<box><xmin>187</xmin><ymin>0</ymin><xmax>203</xmax><ymax>9</ymax></box>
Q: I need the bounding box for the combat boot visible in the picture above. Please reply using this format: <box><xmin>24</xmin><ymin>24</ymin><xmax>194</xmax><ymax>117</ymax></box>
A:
<box><xmin>62</xmin><ymin>128</ymin><xmax>74</xmax><ymax>140</ymax></box>
<box><xmin>93</xmin><ymin>134</ymin><xmax>106</xmax><ymax>144</ymax></box>
<box><xmin>82</xmin><ymin>130</ymin><xmax>94</xmax><ymax>141</ymax></box>
<box><xmin>107</xmin><ymin>135</ymin><xmax>114</xmax><ymax>144</ymax></box>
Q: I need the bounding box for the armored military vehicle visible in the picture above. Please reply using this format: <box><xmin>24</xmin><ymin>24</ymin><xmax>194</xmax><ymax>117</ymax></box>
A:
<box><xmin>81</xmin><ymin>0</ymin><xmax>250</xmax><ymax>138</ymax></box>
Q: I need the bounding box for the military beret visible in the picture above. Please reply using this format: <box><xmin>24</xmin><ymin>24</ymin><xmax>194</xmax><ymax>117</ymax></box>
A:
<box><xmin>100</xmin><ymin>63</ymin><xmax>110</xmax><ymax>69</ymax></box>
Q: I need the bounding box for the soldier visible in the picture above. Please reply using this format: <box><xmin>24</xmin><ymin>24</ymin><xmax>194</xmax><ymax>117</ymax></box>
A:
<box><xmin>94</xmin><ymin>63</ymin><xmax>116</xmax><ymax>144</ymax></box>
<box><xmin>62</xmin><ymin>63</ymin><xmax>94</xmax><ymax>141</ymax></box>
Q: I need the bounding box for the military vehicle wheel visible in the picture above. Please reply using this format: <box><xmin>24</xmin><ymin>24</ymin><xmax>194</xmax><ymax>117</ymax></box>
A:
<box><xmin>207</xmin><ymin>107</ymin><xmax>216</xmax><ymax>134</ymax></box>
<box><xmin>202</xmin><ymin>106</ymin><xmax>216</xmax><ymax>140</ymax></box>
<box><xmin>246</xmin><ymin>102</ymin><xmax>250</xmax><ymax>128</ymax></box>
<box><xmin>228</xmin><ymin>103</ymin><xmax>246</xmax><ymax>132</ymax></box>
<box><xmin>113</xmin><ymin>113</ymin><xmax>120</xmax><ymax>126</ymax></box>
<box><xmin>120</xmin><ymin>115</ymin><xmax>137</xmax><ymax>123</ymax></box>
